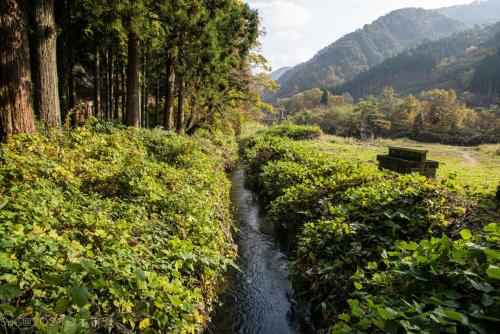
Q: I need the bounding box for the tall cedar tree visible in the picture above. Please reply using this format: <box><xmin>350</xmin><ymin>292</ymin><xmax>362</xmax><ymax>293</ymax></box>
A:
<box><xmin>0</xmin><ymin>0</ymin><xmax>36</xmax><ymax>141</ymax></box>
<box><xmin>31</xmin><ymin>0</ymin><xmax>61</xmax><ymax>127</ymax></box>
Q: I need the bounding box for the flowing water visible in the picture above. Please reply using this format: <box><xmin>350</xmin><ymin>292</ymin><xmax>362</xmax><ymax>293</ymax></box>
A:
<box><xmin>207</xmin><ymin>165</ymin><xmax>304</xmax><ymax>334</ymax></box>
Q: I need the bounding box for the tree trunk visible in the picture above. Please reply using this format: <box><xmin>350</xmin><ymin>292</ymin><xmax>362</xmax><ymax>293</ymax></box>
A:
<box><xmin>94</xmin><ymin>36</ymin><xmax>100</xmax><ymax>117</ymax></box>
<box><xmin>126</xmin><ymin>31</ymin><xmax>140</xmax><ymax>127</ymax></box>
<box><xmin>55</xmin><ymin>0</ymin><xmax>68</xmax><ymax>123</ymax></box>
<box><xmin>141</xmin><ymin>51</ymin><xmax>147</xmax><ymax>127</ymax></box>
<box><xmin>164</xmin><ymin>56</ymin><xmax>175</xmax><ymax>130</ymax></box>
<box><xmin>177</xmin><ymin>77</ymin><xmax>185</xmax><ymax>133</ymax></box>
<box><xmin>114</xmin><ymin>59</ymin><xmax>119</xmax><ymax>120</ymax></box>
<box><xmin>0</xmin><ymin>0</ymin><xmax>36</xmax><ymax>141</ymax></box>
<box><xmin>154</xmin><ymin>80</ymin><xmax>160</xmax><ymax>127</ymax></box>
<box><xmin>121</xmin><ymin>63</ymin><xmax>126</xmax><ymax>122</ymax></box>
<box><xmin>109</xmin><ymin>49</ymin><xmax>114</xmax><ymax>120</ymax></box>
<box><xmin>104</xmin><ymin>48</ymin><xmax>110</xmax><ymax>119</ymax></box>
<box><xmin>32</xmin><ymin>0</ymin><xmax>61</xmax><ymax>128</ymax></box>
<box><xmin>186</xmin><ymin>93</ymin><xmax>197</xmax><ymax>130</ymax></box>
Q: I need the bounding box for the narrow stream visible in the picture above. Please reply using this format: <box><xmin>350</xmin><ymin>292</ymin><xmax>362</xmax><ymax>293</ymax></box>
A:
<box><xmin>207</xmin><ymin>165</ymin><xmax>303</xmax><ymax>334</ymax></box>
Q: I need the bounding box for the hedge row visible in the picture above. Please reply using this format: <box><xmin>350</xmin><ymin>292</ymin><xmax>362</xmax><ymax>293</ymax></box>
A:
<box><xmin>0</xmin><ymin>122</ymin><xmax>237</xmax><ymax>333</ymax></box>
<box><xmin>240</xmin><ymin>124</ymin><xmax>499</xmax><ymax>334</ymax></box>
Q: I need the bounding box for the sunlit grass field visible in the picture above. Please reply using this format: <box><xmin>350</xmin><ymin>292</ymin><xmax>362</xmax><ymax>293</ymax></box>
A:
<box><xmin>309</xmin><ymin>136</ymin><xmax>500</xmax><ymax>193</ymax></box>
<box><xmin>240</xmin><ymin>122</ymin><xmax>499</xmax><ymax>192</ymax></box>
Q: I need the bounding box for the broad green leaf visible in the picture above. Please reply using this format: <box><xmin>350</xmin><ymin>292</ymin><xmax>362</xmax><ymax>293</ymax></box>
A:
<box><xmin>459</xmin><ymin>229</ymin><xmax>472</xmax><ymax>240</ymax></box>
<box><xmin>69</xmin><ymin>286</ymin><xmax>90</xmax><ymax>307</ymax></box>
<box><xmin>485</xmin><ymin>266</ymin><xmax>500</xmax><ymax>280</ymax></box>
<box><xmin>443</xmin><ymin>310</ymin><xmax>468</xmax><ymax>325</ymax></box>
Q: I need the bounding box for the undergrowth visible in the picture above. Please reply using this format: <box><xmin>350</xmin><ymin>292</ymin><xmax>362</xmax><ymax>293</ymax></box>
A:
<box><xmin>240</xmin><ymin>124</ymin><xmax>500</xmax><ymax>334</ymax></box>
<box><xmin>0</xmin><ymin>122</ymin><xmax>237</xmax><ymax>333</ymax></box>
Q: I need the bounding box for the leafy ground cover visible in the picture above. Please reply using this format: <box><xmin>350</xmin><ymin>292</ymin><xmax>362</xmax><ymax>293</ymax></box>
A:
<box><xmin>0</xmin><ymin>122</ymin><xmax>237</xmax><ymax>333</ymax></box>
<box><xmin>240</xmin><ymin>124</ymin><xmax>499</xmax><ymax>333</ymax></box>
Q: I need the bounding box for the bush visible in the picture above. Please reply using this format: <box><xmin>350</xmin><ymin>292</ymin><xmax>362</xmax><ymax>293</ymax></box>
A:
<box><xmin>257</xmin><ymin>123</ymin><xmax>323</xmax><ymax>141</ymax></box>
<box><xmin>0</xmin><ymin>124</ymin><xmax>236</xmax><ymax>333</ymax></box>
<box><xmin>334</xmin><ymin>223</ymin><xmax>500</xmax><ymax>334</ymax></box>
<box><xmin>239</xmin><ymin>125</ymin><xmax>498</xmax><ymax>333</ymax></box>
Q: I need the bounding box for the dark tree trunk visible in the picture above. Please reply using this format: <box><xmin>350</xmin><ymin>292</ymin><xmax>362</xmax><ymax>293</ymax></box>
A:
<box><xmin>155</xmin><ymin>80</ymin><xmax>160</xmax><ymax>127</ymax></box>
<box><xmin>55</xmin><ymin>0</ymin><xmax>68</xmax><ymax>123</ymax></box>
<box><xmin>164</xmin><ymin>56</ymin><xmax>175</xmax><ymax>130</ymax></box>
<box><xmin>109</xmin><ymin>49</ymin><xmax>114</xmax><ymax>120</ymax></box>
<box><xmin>32</xmin><ymin>0</ymin><xmax>61</xmax><ymax>128</ymax></box>
<box><xmin>0</xmin><ymin>0</ymin><xmax>36</xmax><ymax>141</ymax></box>
<box><xmin>93</xmin><ymin>35</ymin><xmax>100</xmax><ymax>117</ymax></box>
<box><xmin>126</xmin><ymin>31</ymin><xmax>140</xmax><ymax>127</ymax></box>
<box><xmin>186</xmin><ymin>93</ymin><xmax>197</xmax><ymax>130</ymax></box>
<box><xmin>141</xmin><ymin>51</ymin><xmax>147</xmax><ymax>127</ymax></box>
<box><xmin>104</xmin><ymin>48</ymin><xmax>110</xmax><ymax>119</ymax></box>
<box><xmin>177</xmin><ymin>77</ymin><xmax>185</xmax><ymax>133</ymax></box>
<box><xmin>114</xmin><ymin>58</ymin><xmax>119</xmax><ymax>120</ymax></box>
<box><xmin>66</xmin><ymin>0</ymin><xmax>76</xmax><ymax>113</ymax></box>
<box><xmin>121</xmin><ymin>63</ymin><xmax>126</xmax><ymax>122</ymax></box>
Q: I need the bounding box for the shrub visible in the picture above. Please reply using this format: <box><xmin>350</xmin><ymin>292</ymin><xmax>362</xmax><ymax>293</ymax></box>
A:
<box><xmin>333</xmin><ymin>223</ymin><xmax>500</xmax><ymax>334</ymax></box>
<box><xmin>0</xmin><ymin>124</ymin><xmax>236</xmax><ymax>333</ymax></box>
<box><xmin>239</xmin><ymin>125</ymin><xmax>498</xmax><ymax>333</ymax></box>
<box><xmin>258</xmin><ymin>123</ymin><xmax>323</xmax><ymax>140</ymax></box>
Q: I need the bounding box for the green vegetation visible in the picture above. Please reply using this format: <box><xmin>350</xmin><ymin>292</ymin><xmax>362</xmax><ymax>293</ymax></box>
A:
<box><xmin>240</xmin><ymin>124</ymin><xmax>499</xmax><ymax>334</ymax></box>
<box><xmin>307</xmin><ymin>136</ymin><xmax>500</xmax><ymax>193</ymax></box>
<box><xmin>282</xmin><ymin>87</ymin><xmax>500</xmax><ymax>145</ymax></box>
<box><xmin>0</xmin><ymin>123</ymin><xmax>236</xmax><ymax>332</ymax></box>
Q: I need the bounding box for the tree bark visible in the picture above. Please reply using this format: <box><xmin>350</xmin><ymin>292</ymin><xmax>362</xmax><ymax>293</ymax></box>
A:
<box><xmin>186</xmin><ymin>93</ymin><xmax>196</xmax><ymax>130</ymax></box>
<box><xmin>32</xmin><ymin>0</ymin><xmax>61</xmax><ymax>128</ymax></box>
<box><xmin>126</xmin><ymin>31</ymin><xmax>140</xmax><ymax>127</ymax></box>
<box><xmin>55</xmin><ymin>0</ymin><xmax>68</xmax><ymax>123</ymax></box>
<box><xmin>121</xmin><ymin>63</ymin><xmax>126</xmax><ymax>122</ymax></box>
<box><xmin>164</xmin><ymin>56</ymin><xmax>175</xmax><ymax>130</ymax></box>
<box><xmin>104</xmin><ymin>48</ymin><xmax>110</xmax><ymax>119</ymax></box>
<box><xmin>109</xmin><ymin>48</ymin><xmax>114</xmax><ymax>120</ymax></box>
<box><xmin>93</xmin><ymin>35</ymin><xmax>100</xmax><ymax>117</ymax></box>
<box><xmin>114</xmin><ymin>58</ymin><xmax>119</xmax><ymax>120</ymax></box>
<box><xmin>141</xmin><ymin>51</ymin><xmax>147</xmax><ymax>127</ymax></box>
<box><xmin>176</xmin><ymin>77</ymin><xmax>185</xmax><ymax>133</ymax></box>
<box><xmin>0</xmin><ymin>0</ymin><xmax>36</xmax><ymax>141</ymax></box>
<box><xmin>154</xmin><ymin>80</ymin><xmax>160</xmax><ymax>127</ymax></box>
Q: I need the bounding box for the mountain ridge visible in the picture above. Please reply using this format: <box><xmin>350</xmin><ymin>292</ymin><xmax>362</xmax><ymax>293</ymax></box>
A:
<box><xmin>437</xmin><ymin>0</ymin><xmax>500</xmax><ymax>25</ymax></box>
<box><xmin>335</xmin><ymin>22</ymin><xmax>500</xmax><ymax>105</ymax></box>
<box><xmin>268</xmin><ymin>8</ymin><xmax>466</xmax><ymax>102</ymax></box>
<box><xmin>269</xmin><ymin>67</ymin><xmax>292</xmax><ymax>81</ymax></box>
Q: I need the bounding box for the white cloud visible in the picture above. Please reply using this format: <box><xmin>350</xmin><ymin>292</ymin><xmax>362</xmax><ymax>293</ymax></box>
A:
<box><xmin>250</xmin><ymin>1</ymin><xmax>312</xmax><ymax>29</ymax></box>
<box><xmin>275</xmin><ymin>30</ymin><xmax>303</xmax><ymax>42</ymax></box>
<box><xmin>269</xmin><ymin>47</ymin><xmax>315</xmax><ymax>70</ymax></box>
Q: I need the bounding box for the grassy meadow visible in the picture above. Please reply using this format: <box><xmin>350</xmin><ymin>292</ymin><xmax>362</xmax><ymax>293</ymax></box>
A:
<box><xmin>303</xmin><ymin>136</ymin><xmax>500</xmax><ymax>193</ymax></box>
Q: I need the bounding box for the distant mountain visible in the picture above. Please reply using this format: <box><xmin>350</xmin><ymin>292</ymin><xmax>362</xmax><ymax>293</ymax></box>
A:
<box><xmin>267</xmin><ymin>8</ymin><xmax>466</xmax><ymax>102</ymax></box>
<box><xmin>336</xmin><ymin>23</ymin><xmax>500</xmax><ymax>105</ymax></box>
<box><xmin>269</xmin><ymin>67</ymin><xmax>292</xmax><ymax>81</ymax></box>
<box><xmin>437</xmin><ymin>0</ymin><xmax>500</xmax><ymax>25</ymax></box>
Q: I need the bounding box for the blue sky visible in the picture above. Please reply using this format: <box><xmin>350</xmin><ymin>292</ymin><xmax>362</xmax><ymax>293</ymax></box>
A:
<box><xmin>245</xmin><ymin>0</ymin><xmax>474</xmax><ymax>70</ymax></box>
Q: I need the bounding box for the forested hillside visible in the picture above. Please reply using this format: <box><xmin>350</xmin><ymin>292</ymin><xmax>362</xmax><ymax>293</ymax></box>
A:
<box><xmin>267</xmin><ymin>8</ymin><xmax>465</xmax><ymax>102</ymax></box>
<box><xmin>437</xmin><ymin>0</ymin><xmax>500</xmax><ymax>25</ymax></box>
<box><xmin>336</xmin><ymin>23</ymin><xmax>500</xmax><ymax>104</ymax></box>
